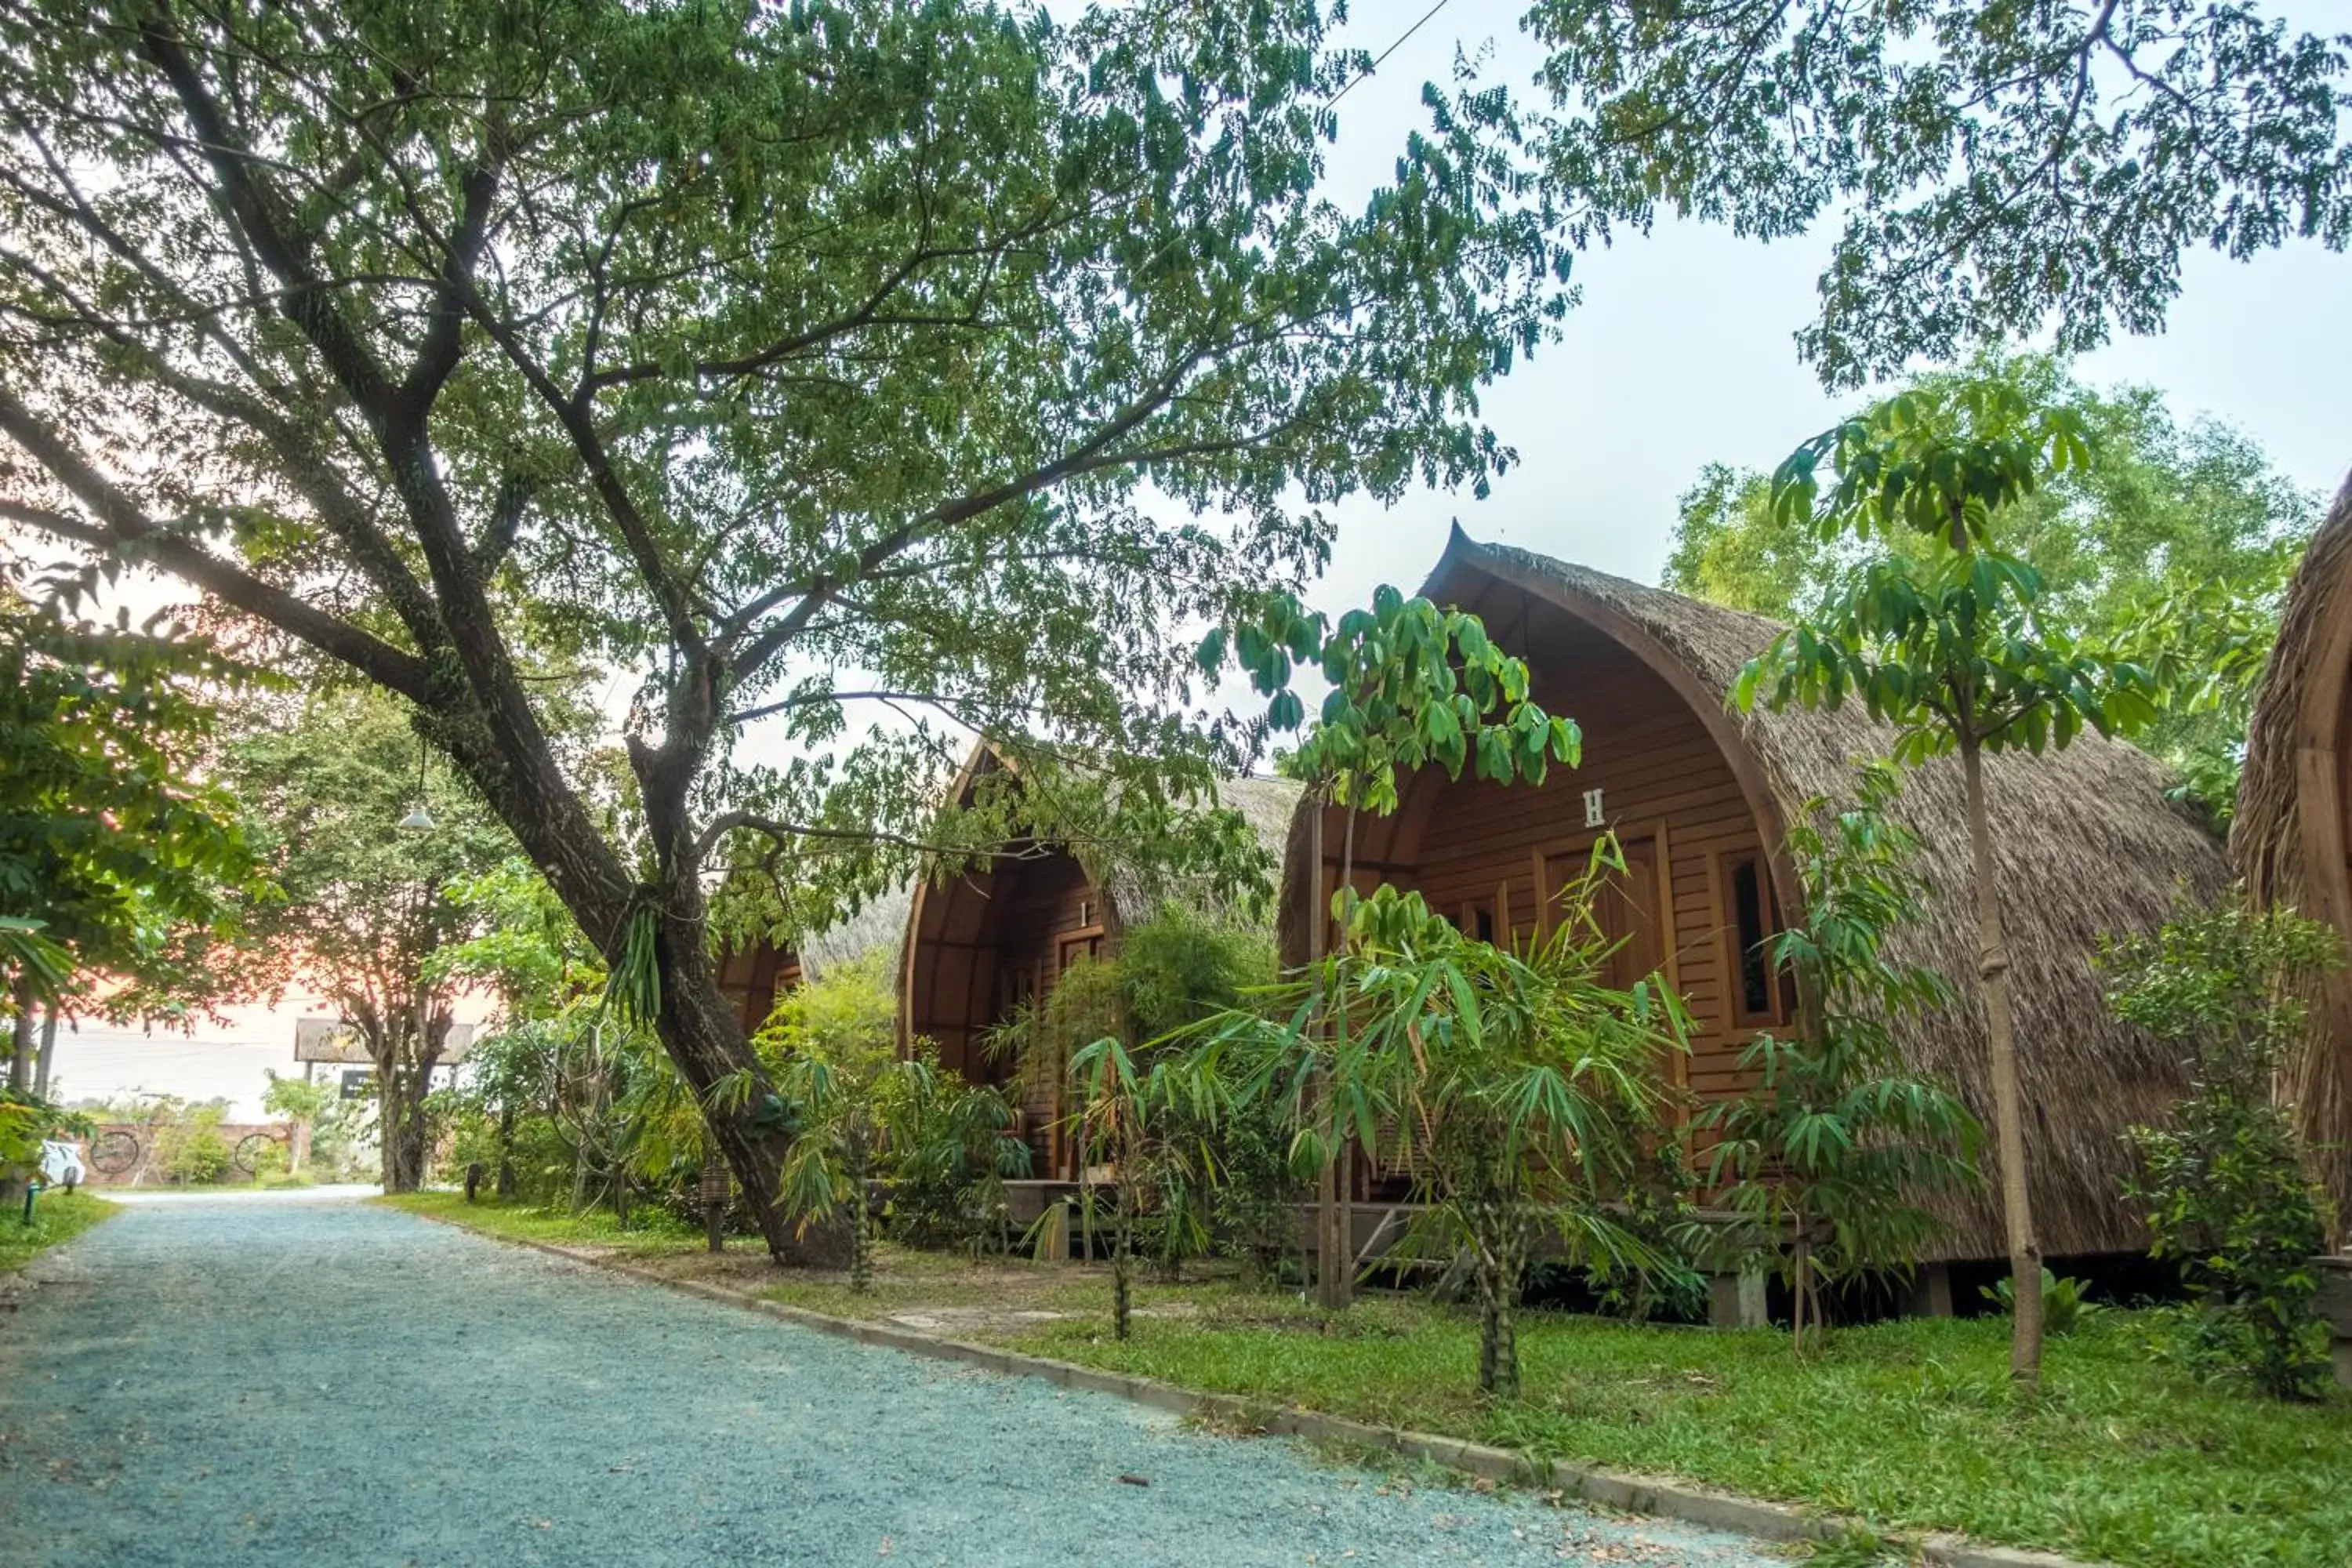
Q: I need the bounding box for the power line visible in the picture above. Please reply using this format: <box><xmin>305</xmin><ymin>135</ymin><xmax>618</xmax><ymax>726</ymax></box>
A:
<box><xmin>1329</xmin><ymin>0</ymin><xmax>1458</xmax><ymax>108</ymax></box>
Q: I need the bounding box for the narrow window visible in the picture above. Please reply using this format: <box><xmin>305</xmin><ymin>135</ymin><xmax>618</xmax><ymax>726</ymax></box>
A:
<box><xmin>1726</xmin><ymin>853</ymin><xmax>1792</xmax><ymax>1023</ymax></box>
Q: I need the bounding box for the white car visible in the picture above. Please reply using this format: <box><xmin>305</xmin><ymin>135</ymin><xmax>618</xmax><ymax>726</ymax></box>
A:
<box><xmin>38</xmin><ymin>1138</ymin><xmax>85</xmax><ymax>1191</ymax></box>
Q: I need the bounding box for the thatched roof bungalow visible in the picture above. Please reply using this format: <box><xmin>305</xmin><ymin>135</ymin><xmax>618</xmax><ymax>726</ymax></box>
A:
<box><xmin>1279</xmin><ymin>528</ymin><xmax>2227</xmax><ymax>1264</ymax></box>
<box><xmin>714</xmin><ymin>885</ymin><xmax>913</xmax><ymax>1037</ymax></box>
<box><xmin>713</xmin><ymin>940</ymin><xmax>801</xmax><ymax>1036</ymax></box>
<box><xmin>902</xmin><ymin>743</ymin><xmax>1299</xmax><ymax>1177</ymax></box>
<box><xmin>2234</xmin><ymin>473</ymin><xmax>2352</xmax><ymax>1235</ymax></box>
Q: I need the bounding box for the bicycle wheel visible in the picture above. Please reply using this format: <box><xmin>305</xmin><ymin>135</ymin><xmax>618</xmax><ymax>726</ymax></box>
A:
<box><xmin>89</xmin><ymin>1128</ymin><xmax>140</xmax><ymax>1176</ymax></box>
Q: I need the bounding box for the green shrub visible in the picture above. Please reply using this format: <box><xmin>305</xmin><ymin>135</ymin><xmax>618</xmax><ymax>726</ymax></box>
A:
<box><xmin>1981</xmin><ymin>1269</ymin><xmax>2099</xmax><ymax>1335</ymax></box>
<box><xmin>985</xmin><ymin>909</ymin><xmax>1291</xmax><ymax>1277</ymax></box>
<box><xmin>1588</xmin><ymin>1138</ymin><xmax>1707</xmax><ymax>1323</ymax></box>
<box><xmin>2104</xmin><ymin>895</ymin><xmax>2339</xmax><ymax>1400</ymax></box>
<box><xmin>153</xmin><ymin>1102</ymin><xmax>232</xmax><ymax>1185</ymax></box>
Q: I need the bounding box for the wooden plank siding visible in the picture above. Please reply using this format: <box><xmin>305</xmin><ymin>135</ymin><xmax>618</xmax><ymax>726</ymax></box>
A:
<box><xmin>713</xmin><ymin>940</ymin><xmax>803</xmax><ymax>1037</ymax></box>
<box><xmin>902</xmin><ymin>847</ymin><xmax>1107</xmax><ymax>1180</ymax></box>
<box><xmin>1301</xmin><ymin>604</ymin><xmax>1783</xmax><ymax>1143</ymax></box>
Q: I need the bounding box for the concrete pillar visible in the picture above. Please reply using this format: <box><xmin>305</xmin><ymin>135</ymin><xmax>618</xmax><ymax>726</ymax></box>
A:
<box><xmin>1905</xmin><ymin>1262</ymin><xmax>1955</xmax><ymax>1318</ymax></box>
<box><xmin>2318</xmin><ymin>1255</ymin><xmax>2352</xmax><ymax>1392</ymax></box>
<box><xmin>1707</xmin><ymin>1265</ymin><xmax>1770</xmax><ymax>1328</ymax></box>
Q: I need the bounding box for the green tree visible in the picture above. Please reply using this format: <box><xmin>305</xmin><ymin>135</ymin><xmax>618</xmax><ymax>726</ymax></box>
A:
<box><xmin>0</xmin><ymin>1</ymin><xmax>1561</xmax><ymax>1257</ymax></box>
<box><xmin>434</xmin><ymin>861</ymin><xmax>606</xmax><ymax>1200</ymax></box>
<box><xmin>2106</xmin><ymin>895</ymin><xmax>2339</xmax><ymax>1399</ymax></box>
<box><xmin>1169</xmin><ymin>866</ymin><xmax>1685</xmax><ymax>1398</ymax></box>
<box><xmin>1200</xmin><ymin>585</ymin><xmax>1584</xmax><ymax>1306</ymax></box>
<box><xmin>1736</xmin><ymin>378</ymin><xmax>2167</xmax><ymax>1392</ymax></box>
<box><xmin>261</xmin><ymin>1073</ymin><xmax>332</xmax><ymax>1179</ymax></box>
<box><xmin>217</xmin><ymin>688</ymin><xmax>516</xmax><ymax>1191</ymax></box>
<box><xmin>152</xmin><ymin>1098</ymin><xmax>232</xmax><ymax>1186</ymax></box>
<box><xmin>1532</xmin><ymin>0</ymin><xmax>2352</xmax><ymax>386</ymax></box>
<box><xmin>1066</xmin><ymin>1030</ymin><xmax>1156</xmax><ymax>1338</ymax></box>
<box><xmin>1665</xmin><ymin>356</ymin><xmax>2316</xmax><ymax>818</ymax></box>
<box><xmin>0</xmin><ymin>586</ymin><xmax>252</xmax><ymax>1083</ymax></box>
<box><xmin>1693</xmin><ymin>764</ymin><xmax>1982</xmax><ymax>1352</ymax></box>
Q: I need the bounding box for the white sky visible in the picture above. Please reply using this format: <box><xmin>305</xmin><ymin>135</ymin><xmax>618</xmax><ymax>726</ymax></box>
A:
<box><xmin>63</xmin><ymin>0</ymin><xmax>2352</xmax><ymax>1115</ymax></box>
<box><xmin>1298</xmin><ymin>0</ymin><xmax>2352</xmax><ymax>625</ymax></box>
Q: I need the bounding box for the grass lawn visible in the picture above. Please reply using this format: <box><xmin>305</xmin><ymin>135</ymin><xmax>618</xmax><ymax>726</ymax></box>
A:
<box><xmin>389</xmin><ymin>1200</ymin><xmax>2348</xmax><ymax>1568</ymax></box>
<box><xmin>376</xmin><ymin>1190</ymin><xmax>707</xmax><ymax>1257</ymax></box>
<box><xmin>995</xmin><ymin>1292</ymin><xmax>2351</xmax><ymax>1568</ymax></box>
<box><xmin>0</xmin><ymin>1189</ymin><xmax>118</xmax><ymax>1273</ymax></box>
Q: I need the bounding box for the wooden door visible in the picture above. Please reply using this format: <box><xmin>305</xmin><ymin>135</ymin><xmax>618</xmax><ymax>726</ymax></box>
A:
<box><xmin>1056</xmin><ymin>931</ymin><xmax>1102</xmax><ymax>975</ymax></box>
<box><xmin>1043</xmin><ymin>931</ymin><xmax>1104</xmax><ymax>1180</ymax></box>
<box><xmin>1549</xmin><ymin>837</ymin><xmax>1666</xmax><ymax>989</ymax></box>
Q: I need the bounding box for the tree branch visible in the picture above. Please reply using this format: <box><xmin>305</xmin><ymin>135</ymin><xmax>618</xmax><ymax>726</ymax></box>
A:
<box><xmin>692</xmin><ymin>811</ymin><xmax>1066</xmax><ymax>871</ymax></box>
<box><xmin>0</xmin><ymin>392</ymin><xmax>433</xmax><ymax>702</ymax></box>
<box><xmin>133</xmin><ymin>6</ymin><xmax>401</xmax><ymax>423</ymax></box>
<box><xmin>726</xmin><ymin>342</ymin><xmax>1216</xmax><ymax>682</ymax></box>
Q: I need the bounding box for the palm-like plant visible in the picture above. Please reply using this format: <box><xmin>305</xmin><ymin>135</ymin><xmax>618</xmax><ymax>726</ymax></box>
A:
<box><xmin>775</xmin><ymin>1053</ymin><xmax>884</xmax><ymax>1288</ymax></box>
<box><xmin>1066</xmin><ymin>1034</ymin><xmax>1150</xmax><ymax>1338</ymax></box>
<box><xmin>778</xmin><ymin>1052</ymin><xmax>1029</xmax><ymax>1287</ymax></box>
<box><xmin>878</xmin><ymin>1054</ymin><xmax>1031</xmax><ymax>1254</ymax></box>
<box><xmin>1167</xmin><ymin>843</ymin><xmax>1690</xmax><ymax>1398</ymax></box>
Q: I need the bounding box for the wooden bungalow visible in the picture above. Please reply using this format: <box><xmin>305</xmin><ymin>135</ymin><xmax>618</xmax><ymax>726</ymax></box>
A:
<box><xmin>713</xmin><ymin>941</ymin><xmax>802</xmax><ymax>1037</ymax></box>
<box><xmin>2234</xmin><ymin>471</ymin><xmax>2352</xmax><ymax>1238</ymax></box>
<box><xmin>713</xmin><ymin>884</ymin><xmax>912</xmax><ymax>1036</ymax></box>
<box><xmin>1279</xmin><ymin>527</ymin><xmax>2229</xmax><ymax>1269</ymax></box>
<box><xmin>901</xmin><ymin>745</ymin><xmax>1300</xmax><ymax>1180</ymax></box>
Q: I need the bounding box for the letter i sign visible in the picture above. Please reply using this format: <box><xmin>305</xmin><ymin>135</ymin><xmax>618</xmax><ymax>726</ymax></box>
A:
<box><xmin>1583</xmin><ymin>788</ymin><xmax>1605</xmax><ymax>828</ymax></box>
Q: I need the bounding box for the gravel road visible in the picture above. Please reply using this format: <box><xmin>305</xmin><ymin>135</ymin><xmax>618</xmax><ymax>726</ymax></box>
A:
<box><xmin>0</xmin><ymin>1197</ymin><xmax>1780</xmax><ymax>1567</ymax></box>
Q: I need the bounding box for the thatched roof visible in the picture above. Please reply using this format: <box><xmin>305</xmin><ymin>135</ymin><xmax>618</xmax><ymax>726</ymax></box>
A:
<box><xmin>916</xmin><ymin>740</ymin><xmax>1302</xmax><ymax>941</ymax></box>
<box><xmin>1280</xmin><ymin>526</ymin><xmax>2230</xmax><ymax>1261</ymax></box>
<box><xmin>2234</xmin><ymin>471</ymin><xmax>2352</xmax><ymax>1236</ymax></box>
<box><xmin>799</xmin><ymin>881</ymin><xmax>913</xmax><ymax>979</ymax></box>
<box><xmin>1102</xmin><ymin>771</ymin><xmax>1301</xmax><ymax>933</ymax></box>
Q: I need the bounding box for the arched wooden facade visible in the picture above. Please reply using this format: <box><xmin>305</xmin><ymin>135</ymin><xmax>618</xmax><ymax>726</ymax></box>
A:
<box><xmin>713</xmin><ymin>940</ymin><xmax>802</xmax><ymax>1036</ymax></box>
<box><xmin>1282</xmin><ymin>528</ymin><xmax>2230</xmax><ymax>1263</ymax></box>
<box><xmin>901</xmin><ymin>746</ymin><xmax>1298</xmax><ymax>1179</ymax></box>
<box><xmin>2236</xmin><ymin>472</ymin><xmax>2352</xmax><ymax>1238</ymax></box>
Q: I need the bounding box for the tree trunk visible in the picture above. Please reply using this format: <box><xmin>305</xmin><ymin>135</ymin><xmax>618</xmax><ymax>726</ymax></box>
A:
<box><xmin>1962</xmin><ymin>735</ymin><xmax>2044</xmax><ymax>1392</ymax></box>
<box><xmin>495</xmin><ymin>1102</ymin><xmax>517</xmax><ymax>1200</ymax></box>
<box><xmin>1474</xmin><ymin>1214</ymin><xmax>1522</xmax><ymax>1399</ymax></box>
<box><xmin>0</xmin><ymin>982</ymin><xmax>35</xmax><ymax>1210</ymax></box>
<box><xmin>378</xmin><ymin>1062</ymin><xmax>431</xmax><ymax>1192</ymax></box>
<box><xmin>1306</xmin><ymin>797</ymin><xmax>1354</xmax><ymax>1310</ymax></box>
<box><xmin>701</xmin><ymin>1147</ymin><xmax>730</xmax><ymax>1254</ymax></box>
<box><xmin>424</xmin><ymin>688</ymin><xmax>807</xmax><ymax>1262</ymax></box>
<box><xmin>289</xmin><ymin>1117</ymin><xmax>313</xmax><ymax>1178</ymax></box>
<box><xmin>32</xmin><ymin>1005</ymin><xmax>59</xmax><ymax>1099</ymax></box>
<box><xmin>1790</xmin><ymin>1232</ymin><xmax>1816</xmax><ymax>1356</ymax></box>
<box><xmin>1112</xmin><ymin>1181</ymin><xmax>1135</xmax><ymax>1341</ymax></box>
<box><xmin>7</xmin><ymin>977</ymin><xmax>33</xmax><ymax>1093</ymax></box>
<box><xmin>848</xmin><ymin>1140</ymin><xmax>874</xmax><ymax>1292</ymax></box>
<box><xmin>645</xmin><ymin>901</ymin><xmax>804</xmax><ymax>1261</ymax></box>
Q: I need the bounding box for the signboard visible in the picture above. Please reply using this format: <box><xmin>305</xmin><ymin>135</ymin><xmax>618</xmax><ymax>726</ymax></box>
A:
<box><xmin>293</xmin><ymin>1017</ymin><xmax>475</xmax><ymax>1065</ymax></box>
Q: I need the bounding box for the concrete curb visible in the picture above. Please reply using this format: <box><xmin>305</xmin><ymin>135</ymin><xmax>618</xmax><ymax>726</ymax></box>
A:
<box><xmin>402</xmin><ymin>1209</ymin><xmax>2114</xmax><ymax>1568</ymax></box>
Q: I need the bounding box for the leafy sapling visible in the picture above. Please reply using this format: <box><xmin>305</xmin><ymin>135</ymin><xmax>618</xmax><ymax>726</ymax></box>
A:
<box><xmin>1740</xmin><ymin>377</ymin><xmax>2169</xmax><ymax>1392</ymax></box>
<box><xmin>2105</xmin><ymin>897</ymin><xmax>2340</xmax><ymax>1399</ymax></box>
